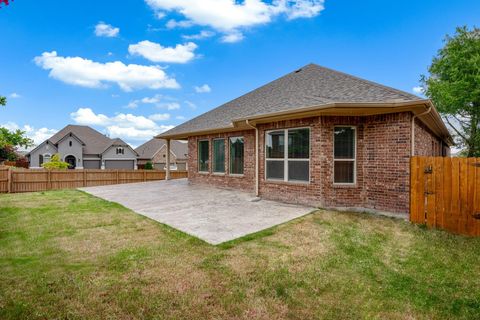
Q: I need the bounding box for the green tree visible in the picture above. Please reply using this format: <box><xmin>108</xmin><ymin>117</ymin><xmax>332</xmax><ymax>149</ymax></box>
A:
<box><xmin>0</xmin><ymin>96</ymin><xmax>6</xmax><ymax>106</ymax></box>
<box><xmin>41</xmin><ymin>154</ymin><xmax>69</xmax><ymax>170</ymax></box>
<box><xmin>421</xmin><ymin>26</ymin><xmax>480</xmax><ymax>157</ymax></box>
<box><xmin>0</xmin><ymin>127</ymin><xmax>34</xmax><ymax>149</ymax></box>
<box><xmin>0</xmin><ymin>127</ymin><xmax>34</xmax><ymax>161</ymax></box>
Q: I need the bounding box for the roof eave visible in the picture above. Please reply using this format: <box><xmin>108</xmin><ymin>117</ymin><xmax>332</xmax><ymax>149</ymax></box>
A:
<box><xmin>157</xmin><ymin>100</ymin><xmax>453</xmax><ymax>146</ymax></box>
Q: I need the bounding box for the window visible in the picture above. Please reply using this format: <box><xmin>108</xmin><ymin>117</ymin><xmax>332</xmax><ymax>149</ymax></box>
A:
<box><xmin>334</xmin><ymin>126</ymin><xmax>356</xmax><ymax>184</ymax></box>
<box><xmin>198</xmin><ymin>140</ymin><xmax>209</xmax><ymax>172</ymax></box>
<box><xmin>39</xmin><ymin>154</ymin><xmax>44</xmax><ymax>166</ymax></box>
<box><xmin>213</xmin><ymin>139</ymin><xmax>225</xmax><ymax>173</ymax></box>
<box><xmin>265</xmin><ymin>128</ymin><xmax>310</xmax><ymax>182</ymax></box>
<box><xmin>43</xmin><ymin>153</ymin><xmax>51</xmax><ymax>163</ymax></box>
<box><xmin>229</xmin><ymin>137</ymin><xmax>244</xmax><ymax>175</ymax></box>
<box><xmin>69</xmin><ymin>141</ymin><xmax>73</xmax><ymax>147</ymax></box>
<box><xmin>116</xmin><ymin>147</ymin><xmax>124</xmax><ymax>155</ymax></box>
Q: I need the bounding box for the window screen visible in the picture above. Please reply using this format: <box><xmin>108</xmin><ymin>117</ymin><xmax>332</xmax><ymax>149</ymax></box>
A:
<box><xmin>198</xmin><ymin>140</ymin><xmax>209</xmax><ymax>172</ymax></box>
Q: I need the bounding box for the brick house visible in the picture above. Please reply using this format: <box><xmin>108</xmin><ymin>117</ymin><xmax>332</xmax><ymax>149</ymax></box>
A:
<box><xmin>135</xmin><ymin>139</ymin><xmax>188</xmax><ymax>171</ymax></box>
<box><xmin>158</xmin><ymin>64</ymin><xmax>453</xmax><ymax>215</ymax></box>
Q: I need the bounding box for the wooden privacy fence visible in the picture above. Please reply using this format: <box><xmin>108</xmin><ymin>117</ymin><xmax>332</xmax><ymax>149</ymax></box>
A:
<box><xmin>410</xmin><ymin>157</ymin><xmax>480</xmax><ymax>236</ymax></box>
<box><xmin>0</xmin><ymin>167</ymin><xmax>188</xmax><ymax>193</ymax></box>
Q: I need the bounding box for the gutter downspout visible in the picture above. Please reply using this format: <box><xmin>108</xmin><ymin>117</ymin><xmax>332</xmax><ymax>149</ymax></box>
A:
<box><xmin>411</xmin><ymin>105</ymin><xmax>432</xmax><ymax>156</ymax></box>
<box><xmin>246</xmin><ymin>120</ymin><xmax>259</xmax><ymax>197</ymax></box>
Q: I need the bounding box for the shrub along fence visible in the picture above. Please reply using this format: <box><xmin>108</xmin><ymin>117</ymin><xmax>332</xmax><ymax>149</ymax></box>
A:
<box><xmin>410</xmin><ymin>156</ymin><xmax>480</xmax><ymax>236</ymax></box>
<box><xmin>0</xmin><ymin>167</ymin><xmax>188</xmax><ymax>193</ymax></box>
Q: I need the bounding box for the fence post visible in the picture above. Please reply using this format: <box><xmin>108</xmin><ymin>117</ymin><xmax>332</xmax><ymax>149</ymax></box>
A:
<box><xmin>83</xmin><ymin>170</ymin><xmax>87</xmax><ymax>187</ymax></box>
<box><xmin>7</xmin><ymin>167</ymin><xmax>12</xmax><ymax>193</ymax></box>
<box><xmin>116</xmin><ymin>170</ymin><xmax>119</xmax><ymax>184</ymax></box>
<box><xmin>144</xmin><ymin>170</ymin><xmax>146</xmax><ymax>182</ymax></box>
<box><xmin>48</xmin><ymin>170</ymin><xmax>52</xmax><ymax>190</ymax></box>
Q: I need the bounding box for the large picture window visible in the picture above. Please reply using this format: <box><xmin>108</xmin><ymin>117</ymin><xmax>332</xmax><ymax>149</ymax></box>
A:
<box><xmin>198</xmin><ymin>140</ymin><xmax>209</xmax><ymax>172</ymax></box>
<box><xmin>229</xmin><ymin>137</ymin><xmax>244</xmax><ymax>175</ymax></box>
<box><xmin>213</xmin><ymin>139</ymin><xmax>225</xmax><ymax>173</ymax></box>
<box><xmin>334</xmin><ymin>126</ymin><xmax>356</xmax><ymax>184</ymax></box>
<box><xmin>265</xmin><ymin>128</ymin><xmax>310</xmax><ymax>182</ymax></box>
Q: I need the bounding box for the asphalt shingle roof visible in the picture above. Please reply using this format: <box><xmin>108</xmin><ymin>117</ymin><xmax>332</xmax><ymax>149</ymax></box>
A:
<box><xmin>47</xmin><ymin>125</ymin><xmax>130</xmax><ymax>155</ymax></box>
<box><xmin>161</xmin><ymin>63</ymin><xmax>421</xmax><ymax>137</ymax></box>
<box><xmin>135</xmin><ymin>139</ymin><xmax>188</xmax><ymax>160</ymax></box>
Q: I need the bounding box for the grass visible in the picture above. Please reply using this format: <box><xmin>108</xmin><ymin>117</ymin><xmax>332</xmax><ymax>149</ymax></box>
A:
<box><xmin>0</xmin><ymin>190</ymin><xmax>479</xmax><ymax>319</ymax></box>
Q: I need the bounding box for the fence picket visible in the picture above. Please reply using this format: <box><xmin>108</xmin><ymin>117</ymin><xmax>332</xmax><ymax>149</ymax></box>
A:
<box><xmin>0</xmin><ymin>168</ymin><xmax>187</xmax><ymax>194</ymax></box>
<box><xmin>410</xmin><ymin>157</ymin><xmax>480</xmax><ymax>237</ymax></box>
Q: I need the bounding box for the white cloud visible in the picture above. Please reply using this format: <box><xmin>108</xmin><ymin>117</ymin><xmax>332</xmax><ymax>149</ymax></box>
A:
<box><xmin>1</xmin><ymin>122</ymin><xmax>57</xmax><ymax>150</ymax></box>
<box><xmin>176</xmin><ymin>115</ymin><xmax>186</xmax><ymax>120</ymax></box>
<box><xmin>107</xmin><ymin>125</ymin><xmax>173</xmax><ymax>141</ymax></box>
<box><xmin>182</xmin><ymin>30</ymin><xmax>215</xmax><ymax>40</ymax></box>
<box><xmin>155</xmin><ymin>11</ymin><xmax>166</xmax><ymax>19</ymax></box>
<box><xmin>125</xmin><ymin>94</ymin><xmax>164</xmax><ymax>109</ymax></box>
<box><xmin>166</xmin><ymin>19</ymin><xmax>195</xmax><ymax>29</ymax></box>
<box><xmin>149</xmin><ymin>113</ymin><xmax>171</xmax><ymax>121</ymax></box>
<box><xmin>221</xmin><ymin>31</ymin><xmax>244</xmax><ymax>43</ymax></box>
<box><xmin>412</xmin><ymin>86</ymin><xmax>424</xmax><ymax>94</ymax></box>
<box><xmin>184</xmin><ymin>100</ymin><xmax>197</xmax><ymax>109</ymax></box>
<box><xmin>194</xmin><ymin>84</ymin><xmax>211</xmax><ymax>93</ymax></box>
<box><xmin>94</xmin><ymin>22</ymin><xmax>120</xmax><ymax>37</ymax></box>
<box><xmin>158</xmin><ymin>102</ymin><xmax>180</xmax><ymax>110</ymax></box>
<box><xmin>145</xmin><ymin>0</ymin><xmax>324</xmax><ymax>41</ymax></box>
<box><xmin>9</xmin><ymin>93</ymin><xmax>21</xmax><ymax>98</ymax></box>
<box><xmin>34</xmin><ymin>51</ymin><xmax>179</xmax><ymax>91</ymax></box>
<box><xmin>128</xmin><ymin>40</ymin><xmax>197</xmax><ymax>63</ymax></box>
<box><xmin>70</xmin><ymin>108</ymin><xmax>111</xmax><ymax>126</ymax></box>
<box><xmin>70</xmin><ymin>107</ymin><xmax>174</xmax><ymax>141</ymax></box>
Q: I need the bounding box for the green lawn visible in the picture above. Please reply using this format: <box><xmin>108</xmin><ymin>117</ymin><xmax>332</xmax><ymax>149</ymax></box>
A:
<box><xmin>0</xmin><ymin>190</ymin><xmax>479</xmax><ymax>319</ymax></box>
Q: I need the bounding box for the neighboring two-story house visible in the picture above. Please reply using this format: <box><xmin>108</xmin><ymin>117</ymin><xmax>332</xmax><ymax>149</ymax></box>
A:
<box><xmin>27</xmin><ymin>125</ymin><xmax>138</xmax><ymax>169</ymax></box>
<box><xmin>135</xmin><ymin>138</ymin><xmax>188</xmax><ymax>171</ymax></box>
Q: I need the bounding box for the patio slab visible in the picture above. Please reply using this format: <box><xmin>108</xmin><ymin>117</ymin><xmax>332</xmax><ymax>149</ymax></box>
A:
<box><xmin>79</xmin><ymin>179</ymin><xmax>315</xmax><ymax>245</ymax></box>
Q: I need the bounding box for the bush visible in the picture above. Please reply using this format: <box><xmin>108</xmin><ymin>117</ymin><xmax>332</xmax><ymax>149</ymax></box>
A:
<box><xmin>41</xmin><ymin>154</ymin><xmax>70</xmax><ymax>170</ymax></box>
<box><xmin>15</xmin><ymin>158</ymin><xmax>29</xmax><ymax>168</ymax></box>
<box><xmin>144</xmin><ymin>161</ymin><xmax>154</xmax><ymax>170</ymax></box>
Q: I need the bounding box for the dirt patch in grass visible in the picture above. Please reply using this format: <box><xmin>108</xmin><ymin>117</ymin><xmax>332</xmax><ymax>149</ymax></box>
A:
<box><xmin>1</xmin><ymin>190</ymin><xmax>480</xmax><ymax>319</ymax></box>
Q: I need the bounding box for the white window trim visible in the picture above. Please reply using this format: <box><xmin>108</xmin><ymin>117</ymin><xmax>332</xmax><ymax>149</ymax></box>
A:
<box><xmin>265</xmin><ymin>127</ymin><xmax>310</xmax><ymax>183</ymax></box>
<box><xmin>116</xmin><ymin>147</ymin><xmax>124</xmax><ymax>155</ymax></box>
<box><xmin>333</xmin><ymin>125</ymin><xmax>357</xmax><ymax>186</ymax></box>
<box><xmin>229</xmin><ymin>136</ymin><xmax>244</xmax><ymax>176</ymax></box>
<box><xmin>43</xmin><ymin>153</ymin><xmax>52</xmax><ymax>162</ymax></box>
<box><xmin>198</xmin><ymin>139</ymin><xmax>209</xmax><ymax>173</ymax></box>
<box><xmin>212</xmin><ymin>138</ymin><xmax>226</xmax><ymax>174</ymax></box>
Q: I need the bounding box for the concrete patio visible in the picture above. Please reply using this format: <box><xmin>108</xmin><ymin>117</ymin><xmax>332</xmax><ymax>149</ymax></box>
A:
<box><xmin>79</xmin><ymin>179</ymin><xmax>315</xmax><ymax>245</ymax></box>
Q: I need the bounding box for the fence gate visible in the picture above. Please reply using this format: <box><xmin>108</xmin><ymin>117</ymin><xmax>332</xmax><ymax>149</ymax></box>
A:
<box><xmin>410</xmin><ymin>157</ymin><xmax>480</xmax><ymax>236</ymax></box>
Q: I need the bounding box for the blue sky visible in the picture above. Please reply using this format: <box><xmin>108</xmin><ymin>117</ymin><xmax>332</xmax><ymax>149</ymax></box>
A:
<box><xmin>0</xmin><ymin>0</ymin><xmax>478</xmax><ymax>148</ymax></box>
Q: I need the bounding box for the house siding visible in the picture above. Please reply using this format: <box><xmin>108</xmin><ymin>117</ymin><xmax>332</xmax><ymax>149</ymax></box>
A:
<box><xmin>57</xmin><ymin>137</ymin><xmax>83</xmax><ymax>168</ymax></box>
<box><xmin>28</xmin><ymin>142</ymin><xmax>58</xmax><ymax>168</ymax></box>
<box><xmin>186</xmin><ymin>112</ymin><xmax>447</xmax><ymax>214</ymax></box>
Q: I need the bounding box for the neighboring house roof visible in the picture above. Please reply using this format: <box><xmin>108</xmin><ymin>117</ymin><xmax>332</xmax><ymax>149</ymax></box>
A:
<box><xmin>158</xmin><ymin>63</ymin><xmax>452</xmax><ymax>144</ymax></box>
<box><xmin>135</xmin><ymin>139</ymin><xmax>188</xmax><ymax>160</ymax></box>
<box><xmin>27</xmin><ymin>125</ymin><xmax>136</xmax><ymax>156</ymax></box>
<box><xmin>49</xmin><ymin>125</ymin><xmax>113</xmax><ymax>154</ymax></box>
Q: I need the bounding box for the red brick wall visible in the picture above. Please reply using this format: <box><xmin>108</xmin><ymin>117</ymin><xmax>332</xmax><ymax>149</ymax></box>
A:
<box><xmin>257</xmin><ymin>113</ymin><xmax>412</xmax><ymax>213</ymax></box>
<box><xmin>187</xmin><ymin>112</ymin><xmax>446</xmax><ymax>214</ymax></box>
<box><xmin>414</xmin><ymin>118</ymin><xmax>446</xmax><ymax>156</ymax></box>
<box><xmin>188</xmin><ymin>130</ymin><xmax>255</xmax><ymax>192</ymax></box>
